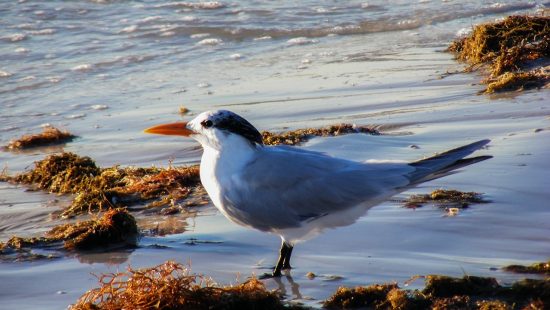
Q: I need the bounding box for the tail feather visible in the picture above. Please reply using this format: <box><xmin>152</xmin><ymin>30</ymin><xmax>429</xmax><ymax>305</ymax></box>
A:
<box><xmin>408</xmin><ymin>139</ymin><xmax>491</xmax><ymax>184</ymax></box>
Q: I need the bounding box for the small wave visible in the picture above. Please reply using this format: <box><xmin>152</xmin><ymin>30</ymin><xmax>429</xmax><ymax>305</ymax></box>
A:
<box><xmin>47</xmin><ymin>76</ymin><xmax>63</xmax><ymax>83</ymax></box>
<box><xmin>253</xmin><ymin>36</ymin><xmax>272</xmax><ymax>41</ymax></box>
<box><xmin>15</xmin><ymin>47</ymin><xmax>30</xmax><ymax>53</ymax></box>
<box><xmin>138</xmin><ymin>16</ymin><xmax>163</xmax><ymax>24</ymax></box>
<box><xmin>313</xmin><ymin>7</ymin><xmax>331</xmax><ymax>14</ymax></box>
<box><xmin>0</xmin><ymin>70</ymin><xmax>13</xmax><ymax>78</ymax></box>
<box><xmin>153</xmin><ymin>1</ymin><xmax>225</xmax><ymax>10</ymax></box>
<box><xmin>229</xmin><ymin>53</ymin><xmax>242</xmax><ymax>60</ymax></box>
<box><xmin>1</xmin><ymin>126</ymin><xmax>19</xmax><ymax>132</ymax></box>
<box><xmin>19</xmin><ymin>76</ymin><xmax>36</xmax><ymax>82</ymax></box>
<box><xmin>91</xmin><ymin>104</ymin><xmax>108</xmax><ymax>110</ymax></box>
<box><xmin>120</xmin><ymin>25</ymin><xmax>138</xmax><ymax>33</ymax></box>
<box><xmin>3</xmin><ymin>33</ymin><xmax>27</xmax><ymax>42</ymax></box>
<box><xmin>93</xmin><ymin>55</ymin><xmax>155</xmax><ymax>68</ymax></box>
<box><xmin>13</xmin><ymin>23</ymin><xmax>37</xmax><ymax>30</ymax></box>
<box><xmin>190</xmin><ymin>33</ymin><xmax>210</xmax><ymax>39</ymax></box>
<box><xmin>181</xmin><ymin>16</ymin><xmax>198</xmax><ymax>22</ymax></box>
<box><xmin>28</xmin><ymin>29</ymin><xmax>55</xmax><ymax>35</ymax></box>
<box><xmin>160</xmin><ymin>31</ymin><xmax>176</xmax><ymax>37</ymax></box>
<box><xmin>197</xmin><ymin>82</ymin><xmax>210</xmax><ymax>88</ymax></box>
<box><xmin>72</xmin><ymin>64</ymin><xmax>93</xmax><ymax>72</ymax></box>
<box><xmin>196</xmin><ymin>38</ymin><xmax>222</xmax><ymax>46</ymax></box>
<box><xmin>286</xmin><ymin>37</ymin><xmax>318</xmax><ymax>46</ymax></box>
<box><xmin>65</xmin><ymin>113</ymin><xmax>86</xmax><ymax>119</ymax></box>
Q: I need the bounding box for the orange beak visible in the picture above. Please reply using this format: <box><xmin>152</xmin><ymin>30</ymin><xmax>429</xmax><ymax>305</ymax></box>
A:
<box><xmin>144</xmin><ymin>122</ymin><xmax>194</xmax><ymax>137</ymax></box>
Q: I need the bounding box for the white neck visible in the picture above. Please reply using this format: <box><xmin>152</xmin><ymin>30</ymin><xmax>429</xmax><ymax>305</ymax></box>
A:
<box><xmin>199</xmin><ymin>133</ymin><xmax>258</xmax><ymax>209</ymax></box>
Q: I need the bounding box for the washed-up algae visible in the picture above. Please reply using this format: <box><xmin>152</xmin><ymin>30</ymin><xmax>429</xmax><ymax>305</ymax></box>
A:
<box><xmin>71</xmin><ymin>261</ymin><xmax>306</xmax><ymax>310</ymax></box>
<box><xmin>0</xmin><ymin>208</ymin><xmax>138</xmax><ymax>262</ymax></box>
<box><xmin>262</xmin><ymin>124</ymin><xmax>379</xmax><ymax>146</ymax></box>
<box><xmin>503</xmin><ymin>260</ymin><xmax>550</xmax><ymax>275</ymax></box>
<box><xmin>1</xmin><ymin>152</ymin><xmax>205</xmax><ymax>217</ymax></box>
<box><xmin>72</xmin><ymin>262</ymin><xmax>549</xmax><ymax>310</ymax></box>
<box><xmin>2</xmin><ymin>126</ymin><xmax>76</xmax><ymax>150</ymax></box>
<box><xmin>448</xmin><ymin>15</ymin><xmax>549</xmax><ymax>93</ymax></box>
<box><xmin>324</xmin><ymin>275</ymin><xmax>549</xmax><ymax>309</ymax></box>
<box><xmin>402</xmin><ymin>189</ymin><xmax>489</xmax><ymax>210</ymax></box>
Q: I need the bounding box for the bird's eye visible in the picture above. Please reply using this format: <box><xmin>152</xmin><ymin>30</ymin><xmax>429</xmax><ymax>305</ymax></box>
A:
<box><xmin>201</xmin><ymin>120</ymin><xmax>213</xmax><ymax>128</ymax></box>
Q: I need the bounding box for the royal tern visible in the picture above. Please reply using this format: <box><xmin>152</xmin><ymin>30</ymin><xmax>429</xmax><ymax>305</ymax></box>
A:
<box><xmin>145</xmin><ymin>110</ymin><xmax>491</xmax><ymax>277</ymax></box>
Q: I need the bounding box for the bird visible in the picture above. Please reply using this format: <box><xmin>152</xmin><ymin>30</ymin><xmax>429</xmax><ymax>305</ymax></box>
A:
<box><xmin>144</xmin><ymin>110</ymin><xmax>491</xmax><ymax>277</ymax></box>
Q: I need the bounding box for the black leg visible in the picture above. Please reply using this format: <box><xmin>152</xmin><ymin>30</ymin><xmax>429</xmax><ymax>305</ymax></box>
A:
<box><xmin>282</xmin><ymin>244</ymin><xmax>293</xmax><ymax>270</ymax></box>
<box><xmin>272</xmin><ymin>241</ymin><xmax>290</xmax><ymax>277</ymax></box>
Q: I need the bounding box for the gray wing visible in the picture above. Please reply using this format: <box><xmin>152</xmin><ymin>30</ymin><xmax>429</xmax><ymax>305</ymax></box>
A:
<box><xmin>221</xmin><ymin>146</ymin><xmax>413</xmax><ymax>231</ymax></box>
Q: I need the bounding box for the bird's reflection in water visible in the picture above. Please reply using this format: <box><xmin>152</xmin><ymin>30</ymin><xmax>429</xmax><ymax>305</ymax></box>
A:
<box><xmin>272</xmin><ymin>270</ymin><xmax>303</xmax><ymax>300</ymax></box>
<box><xmin>72</xmin><ymin>247</ymin><xmax>134</xmax><ymax>265</ymax></box>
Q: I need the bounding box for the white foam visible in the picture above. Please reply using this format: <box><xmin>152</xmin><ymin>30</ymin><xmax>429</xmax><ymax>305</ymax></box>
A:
<box><xmin>6</xmin><ymin>33</ymin><xmax>27</xmax><ymax>42</ymax></box>
<box><xmin>229</xmin><ymin>53</ymin><xmax>242</xmax><ymax>60</ymax></box>
<box><xmin>91</xmin><ymin>104</ymin><xmax>108</xmax><ymax>110</ymax></box>
<box><xmin>286</xmin><ymin>37</ymin><xmax>318</xmax><ymax>46</ymax></box>
<box><xmin>139</xmin><ymin>16</ymin><xmax>163</xmax><ymax>23</ymax></box>
<box><xmin>319</xmin><ymin>51</ymin><xmax>336</xmax><ymax>56</ymax></box>
<box><xmin>28</xmin><ymin>29</ymin><xmax>55</xmax><ymax>35</ymax></box>
<box><xmin>196</xmin><ymin>38</ymin><xmax>222</xmax><ymax>46</ymax></box>
<box><xmin>301</xmin><ymin>59</ymin><xmax>312</xmax><ymax>64</ymax></box>
<box><xmin>19</xmin><ymin>75</ymin><xmax>36</xmax><ymax>82</ymax></box>
<box><xmin>181</xmin><ymin>15</ymin><xmax>198</xmax><ymax>22</ymax></box>
<box><xmin>120</xmin><ymin>25</ymin><xmax>138</xmax><ymax>33</ymax></box>
<box><xmin>197</xmin><ymin>82</ymin><xmax>210</xmax><ymax>88</ymax></box>
<box><xmin>65</xmin><ymin>113</ymin><xmax>86</xmax><ymax>119</ymax></box>
<box><xmin>253</xmin><ymin>36</ymin><xmax>272</xmax><ymax>41</ymax></box>
<box><xmin>190</xmin><ymin>33</ymin><xmax>210</xmax><ymax>39</ymax></box>
<box><xmin>71</xmin><ymin>64</ymin><xmax>93</xmax><ymax>72</ymax></box>
<box><xmin>0</xmin><ymin>70</ymin><xmax>12</xmax><ymax>78</ymax></box>
<box><xmin>154</xmin><ymin>1</ymin><xmax>225</xmax><ymax>9</ymax></box>
<box><xmin>160</xmin><ymin>31</ymin><xmax>176</xmax><ymax>37</ymax></box>
<box><xmin>456</xmin><ymin>27</ymin><xmax>472</xmax><ymax>37</ymax></box>
<box><xmin>15</xmin><ymin>47</ymin><xmax>30</xmax><ymax>53</ymax></box>
<box><xmin>47</xmin><ymin>76</ymin><xmax>62</xmax><ymax>83</ymax></box>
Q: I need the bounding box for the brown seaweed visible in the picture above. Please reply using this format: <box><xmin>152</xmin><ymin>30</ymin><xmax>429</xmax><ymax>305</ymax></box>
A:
<box><xmin>324</xmin><ymin>275</ymin><xmax>549</xmax><ymax>309</ymax></box>
<box><xmin>0</xmin><ymin>208</ymin><xmax>138</xmax><ymax>261</ymax></box>
<box><xmin>403</xmin><ymin>189</ymin><xmax>489</xmax><ymax>209</ymax></box>
<box><xmin>71</xmin><ymin>261</ymin><xmax>306</xmax><ymax>310</ymax></box>
<box><xmin>503</xmin><ymin>260</ymin><xmax>550</xmax><ymax>275</ymax></box>
<box><xmin>262</xmin><ymin>124</ymin><xmax>379</xmax><ymax>146</ymax></box>
<box><xmin>3</xmin><ymin>126</ymin><xmax>76</xmax><ymax>150</ymax></box>
<box><xmin>1</xmin><ymin>152</ymin><xmax>205</xmax><ymax>217</ymax></box>
<box><xmin>448</xmin><ymin>15</ymin><xmax>550</xmax><ymax>93</ymax></box>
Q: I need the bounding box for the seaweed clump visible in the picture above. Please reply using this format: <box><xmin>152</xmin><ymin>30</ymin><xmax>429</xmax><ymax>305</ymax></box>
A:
<box><xmin>3</xmin><ymin>126</ymin><xmax>76</xmax><ymax>150</ymax></box>
<box><xmin>262</xmin><ymin>124</ymin><xmax>379</xmax><ymax>146</ymax></box>
<box><xmin>2</xmin><ymin>152</ymin><xmax>205</xmax><ymax>217</ymax></box>
<box><xmin>403</xmin><ymin>189</ymin><xmax>489</xmax><ymax>210</ymax></box>
<box><xmin>0</xmin><ymin>208</ymin><xmax>138</xmax><ymax>261</ymax></box>
<box><xmin>503</xmin><ymin>260</ymin><xmax>550</xmax><ymax>275</ymax></box>
<box><xmin>448</xmin><ymin>15</ymin><xmax>549</xmax><ymax>93</ymax></box>
<box><xmin>324</xmin><ymin>275</ymin><xmax>549</xmax><ymax>309</ymax></box>
<box><xmin>324</xmin><ymin>283</ymin><xmax>429</xmax><ymax>309</ymax></box>
<box><xmin>71</xmin><ymin>261</ymin><xmax>304</xmax><ymax>310</ymax></box>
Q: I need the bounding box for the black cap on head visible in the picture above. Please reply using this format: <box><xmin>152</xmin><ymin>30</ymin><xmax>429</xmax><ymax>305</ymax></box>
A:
<box><xmin>210</xmin><ymin>110</ymin><xmax>263</xmax><ymax>145</ymax></box>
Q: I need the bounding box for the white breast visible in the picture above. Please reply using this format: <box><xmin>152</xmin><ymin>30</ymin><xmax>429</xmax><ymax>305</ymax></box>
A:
<box><xmin>199</xmin><ymin>136</ymin><xmax>257</xmax><ymax>221</ymax></box>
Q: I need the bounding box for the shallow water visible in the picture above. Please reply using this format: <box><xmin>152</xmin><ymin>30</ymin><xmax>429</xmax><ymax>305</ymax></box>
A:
<box><xmin>1</xmin><ymin>1</ymin><xmax>549</xmax><ymax>308</ymax></box>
